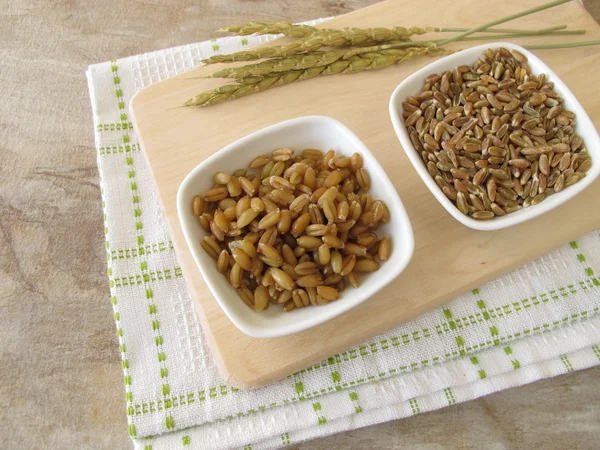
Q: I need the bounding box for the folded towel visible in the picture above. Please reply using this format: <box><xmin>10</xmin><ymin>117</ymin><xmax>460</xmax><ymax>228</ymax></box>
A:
<box><xmin>87</xmin><ymin>19</ymin><xmax>600</xmax><ymax>449</ymax></box>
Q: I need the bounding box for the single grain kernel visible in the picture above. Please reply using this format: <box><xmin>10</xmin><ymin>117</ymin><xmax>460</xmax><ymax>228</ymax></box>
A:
<box><xmin>378</xmin><ymin>237</ymin><xmax>391</xmax><ymax>261</ymax></box>
<box><xmin>340</xmin><ymin>254</ymin><xmax>356</xmax><ymax>276</ymax></box>
<box><xmin>317</xmin><ymin>285</ymin><xmax>339</xmax><ymax>301</ymax></box>
<box><xmin>232</xmin><ymin>248</ymin><xmax>253</xmax><ymax>271</ymax></box>
<box><xmin>230</xmin><ymin>263</ymin><xmax>243</xmax><ymax>288</ymax></box>
<box><xmin>318</xmin><ymin>244</ymin><xmax>331</xmax><ymax>265</ymax></box>
<box><xmin>282</xmin><ymin>244</ymin><xmax>297</xmax><ymax>266</ymax></box>
<box><xmin>205</xmin><ymin>186</ymin><xmax>228</xmax><ymax>202</ymax></box>
<box><xmin>331</xmin><ymin>250</ymin><xmax>343</xmax><ymax>274</ymax></box>
<box><xmin>239</xmin><ymin>176</ymin><xmax>255</xmax><ymax>196</ymax></box>
<box><xmin>192</xmin><ymin>195</ymin><xmax>204</xmax><ymax>216</ymax></box>
<box><xmin>276</xmin><ymin>210</ymin><xmax>292</xmax><ymax>234</ymax></box>
<box><xmin>249</xmin><ymin>154</ymin><xmax>270</xmax><ymax>168</ymax></box>
<box><xmin>294</xmin><ymin>261</ymin><xmax>319</xmax><ymax>276</ymax></box>
<box><xmin>237</xmin><ymin>208</ymin><xmax>260</xmax><ymax>228</ymax></box>
<box><xmin>296</xmin><ymin>274</ymin><xmax>323</xmax><ymax>288</ymax></box>
<box><xmin>270</xmin><ymin>267</ymin><xmax>295</xmax><ymax>290</ymax></box>
<box><xmin>350</xmin><ymin>152</ymin><xmax>363</xmax><ymax>172</ymax></box>
<box><xmin>214</xmin><ymin>172</ymin><xmax>230</xmax><ymax>185</ymax></box>
<box><xmin>217</xmin><ymin>250</ymin><xmax>229</xmax><ymax>273</ymax></box>
<box><xmin>250</xmin><ymin>197</ymin><xmax>265</xmax><ymax>213</ymax></box>
<box><xmin>257</xmin><ymin>208</ymin><xmax>281</xmax><ymax>230</ymax></box>
<box><xmin>323</xmin><ymin>233</ymin><xmax>344</xmax><ymax>248</ymax></box>
<box><xmin>237</xmin><ymin>287</ymin><xmax>254</xmax><ymax>308</ymax></box>
<box><xmin>347</xmin><ymin>271</ymin><xmax>359</xmax><ymax>288</ymax></box>
<box><xmin>213</xmin><ymin>209</ymin><xmax>229</xmax><ymax>231</ymax></box>
<box><xmin>296</xmin><ymin>235</ymin><xmax>322</xmax><ymax>251</ymax></box>
<box><xmin>306</xmin><ymin>224</ymin><xmax>329</xmax><ymax>236</ymax></box>
<box><xmin>289</xmin><ymin>193</ymin><xmax>310</xmax><ymax>213</ymax></box>
<box><xmin>198</xmin><ymin>214</ymin><xmax>211</xmax><ymax>232</ymax></box>
<box><xmin>354</xmin><ymin>259</ymin><xmax>380</xmax><ymax>272</ymax></box>
<box><xmin>254</xmin><ymin>285</ymin><xmax>269</xmax><ymax>311</ymax></box>
<box><xmin>291</xmin><ymin>213</ymin><xmax>312</xmax><ymax>237</ymax></box>
<box><xmin>277</xmin><ymin>289</ymin><xmax>293</xmax><ymax>304</ymax></box>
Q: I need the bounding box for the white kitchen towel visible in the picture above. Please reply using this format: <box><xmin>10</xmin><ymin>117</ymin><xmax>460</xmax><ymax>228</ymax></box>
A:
<box><xmin>87</xmin><ymin>20</ymin><xmax>600</xmax><ymax>449</ymax></box>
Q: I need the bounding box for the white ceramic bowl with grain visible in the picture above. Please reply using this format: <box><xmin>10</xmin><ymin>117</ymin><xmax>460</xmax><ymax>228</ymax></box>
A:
<box><xmin>177</xmin><ymin>116</ymin><xmax>414</xmax><ymax>338</ymax></box>
<box><xmin>389</xmin><ymin>42</ymin><xmax>600</xmax><ymax>231</ymax></box>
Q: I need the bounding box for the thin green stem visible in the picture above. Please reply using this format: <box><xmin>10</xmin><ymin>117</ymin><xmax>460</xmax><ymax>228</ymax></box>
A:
<box><xmin>457</xmin><ymin>30</ymin><xmax>585</xmax><ymax>42</ymax></box>
<box><xmin>343</xmin><ymin>29</ymin><xmax>585</xmax><ymax>57</ymax></box>
<box><xmin>436</xmin><ymin>0</ymin><xmax>572</xmax><ymax>46</ymax></box>
<box><xmin>525</xmin><ymin>39</ymin><xmax>600</xmax><ymax>49</ymax></box>
<box><xmin>438</xmin><ymin>25</ymin><xmax>567</xmax><ymax>34</ymax></box>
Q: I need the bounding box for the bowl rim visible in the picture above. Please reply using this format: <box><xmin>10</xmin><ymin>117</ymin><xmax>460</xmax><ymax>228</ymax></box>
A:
<box><xmin>389</xmin><ymin>42</ymin><xmax>600</xmax><ymax>231</ymax></box>
<box><xmin>176</xmin><ymin>115</ymin><xmax>415</xmax><ymax>338</ymax></box>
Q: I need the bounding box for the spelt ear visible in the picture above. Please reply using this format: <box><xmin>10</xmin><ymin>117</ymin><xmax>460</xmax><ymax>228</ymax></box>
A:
<box><xmin>220</xmin><ymin>21</ymin><xmax>319</xmax><ymax>38</ymax></box>
<box><xmin>186</xmin><ymin>47</ymin><xmax>446</xmax><ymax>107</ymax></box>
<box><xmin>200</xmin><ymin>26</ymin><xmax>433</xmax><ymax>65</ymax></box>
<box><xmin>207</xmin><ymin>51</ymin><xmax>346</xmax><ymax>79</ymax></box>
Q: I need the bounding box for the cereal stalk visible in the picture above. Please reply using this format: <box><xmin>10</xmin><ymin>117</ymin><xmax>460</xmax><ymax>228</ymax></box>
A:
<box><xmin>205</xmin><ymin>26</ymin><xmax>583</xmax><ymax>79</ymax></box>
<box><xmin>455</xmin><ymin>29</ymin><xmax>586</xmax><ymax>40</ymax></box>
<box><xmin>201</xmin><ymin>26</ymin><xmax>435</xmax><ymax>64</ymax></box>
<box><xmin>185</xmin><ymin>47</ymin><xmax>449</xmax><ymax>107</ymax></box>
<box><xmin>343</xmin><ymin>27</ymin><xmax>585</xmax><ymax>57</ymax></box>
<box><xmin>435</xmin><ymin>0</ymin><xmax>573</xmax><ymax>46</ymax></box>
<box><xmin>524</xmin><ymin>39</ymin><xmax>600</xmax><ymax>49</ymax></box>
<box><xmin>220</xmin><ymin>21</ymin><xmax>571</xmax><ymax>38</ymax></box>
<box><xmin>185</xmin><ymin>0</ymin><xmax>581</xmax><ymax>107</ymax></box>
<box><xmin>351</xmin><ymin>0</ymin><xmax>573</xmax><ymax>54</ymax></box>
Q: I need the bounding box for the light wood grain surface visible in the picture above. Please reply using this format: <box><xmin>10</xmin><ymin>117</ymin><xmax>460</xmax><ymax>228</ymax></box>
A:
<box><xmin>133</xmin><ymin>0</ymin><xmax>600</xmax><ymax>388</ymax></box>
<box><xmin>1</xmin><ymin>0</ymin><xmax>599</xmax><ymax>448</ymax></box>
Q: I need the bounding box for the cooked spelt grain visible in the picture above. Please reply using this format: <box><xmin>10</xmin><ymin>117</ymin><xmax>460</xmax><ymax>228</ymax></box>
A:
<box><xmin>354</xmin><ymin>259</ymin><xmax>380</xmax><ymax>272</ymax></box>
<box><xmin>317</xmin><ymin>285</ymin><xmax>339</xmax><ymax>301</ymax></box>
<box><xmin>238</xmin><ymin>286</ymin><xmax>255</xmax><ymax>308</ymax></box>
<box><xmin>270</xmin><ymin>267</ymin><xmax>295</xmax><ymax>290</ymax></box>
<box><xmin>198</xmin><ymin>214</ymin><xmax>211</xmax><ymax>232</ymax></box>
<box><xmin>377</xmin><ymin>237</ymin><xmax>391</xmax><ymax>261</ymax></box>
<box><xmin>291</xmin><ymin>213</ymin><xmax>312</xmax><ymax>237</ymax></box>
<box><xmin>192</xmin><ymin>195</ymin><xmax>204</xmax><ymax>216</ymax></box>
<box><xmin>296</xmin><ymin>273</ymin><xmax>323</xmax><ymax>288</ymax></box>
<box><xmin>254</xmin><ymin>285</ymin><xmax>269</xmax><ymax>311</ymax></box>
<box><xmin>192</xmin><ymin>147</ymin><xmax>393</xmax><ymax>314</ymax></box>
<box><xmin>205</xmin><ymin>187</ymin><xmax>229</xmax><ymax>202</ymax></box>
<box><xmin>324</xmin><ymin>272</ymin><xmax>342</xmax><ymax>284</ymax></box>
<box><xmin>230</xmin><ymin>263</ymin><xmax>243</xmax><ymax>287</ymax></box>
<box><xmin>237</xmin><ymin>208</ymin><xmax>260</xmax><ymax>228</ymax></box>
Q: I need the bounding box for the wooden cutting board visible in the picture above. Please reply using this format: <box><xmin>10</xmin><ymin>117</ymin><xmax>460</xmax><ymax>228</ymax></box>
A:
<box><xmin>130</xmin><ymin>0</ymin><xmax>600</xmax><ymax>388</ymax></box>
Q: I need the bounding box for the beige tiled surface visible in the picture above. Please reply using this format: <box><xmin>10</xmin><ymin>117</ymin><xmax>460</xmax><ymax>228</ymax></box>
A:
<box><xmin>1</xmin><ymin>1</ymin><xmax>599</xmax><ymax>448</ymax></box>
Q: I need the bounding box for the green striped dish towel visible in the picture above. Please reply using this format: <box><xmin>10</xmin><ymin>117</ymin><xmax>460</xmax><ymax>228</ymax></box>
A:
<box><xmin>87</xmin><ymin>19</ymin><xmax>600</xmax><ymax>449</ymax></box>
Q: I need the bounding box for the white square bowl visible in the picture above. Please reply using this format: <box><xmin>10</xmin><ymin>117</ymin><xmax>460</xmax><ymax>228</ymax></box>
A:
<box><xmin>177</xmin><ymin>116</ymin><xmax>414</xmax><ymax>338</ymax></box>
<box><xmin>389</xmin><ymin>42</ymin><xmax>600</xmax><ymax>231</ymax></box>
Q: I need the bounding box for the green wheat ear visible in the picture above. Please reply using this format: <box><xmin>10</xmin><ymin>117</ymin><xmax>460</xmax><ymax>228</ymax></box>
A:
<box><xmin>201</xmin><ymin>26</ymin><xmax>434</xmax><ymax>65</ymax></box>
<box><xmin>185</xmin><ymin>47</ymin><xmax>449</xmax><ymax>107</ymax></box>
